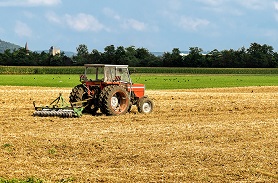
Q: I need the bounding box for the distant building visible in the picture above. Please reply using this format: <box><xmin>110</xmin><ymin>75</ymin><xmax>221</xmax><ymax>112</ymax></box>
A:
<box><xmin>25</xmin><ymin>42</ymin><xmax>29</xmax><ymax>55</ymax></box>
<box><xmin>49</xmin><ymin>46</ymin><xmax>60</xmax><ymax>56</ymax></box>
<box><xmin>180</xmin><ymin>53</ymin><xmax>188</xmax><ymax>56</ymax></box>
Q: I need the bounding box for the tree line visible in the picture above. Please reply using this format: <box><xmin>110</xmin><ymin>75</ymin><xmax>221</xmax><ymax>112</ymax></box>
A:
<box><xmin>0</xmin><ymin>42</ymin><xmax>277</xmax><ymax>68</ymax></box>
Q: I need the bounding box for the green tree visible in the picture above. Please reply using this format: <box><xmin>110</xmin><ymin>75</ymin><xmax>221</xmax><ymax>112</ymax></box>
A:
<box><xmin>114</xmin><ymin>46</ymin><xmax>127</xmax><ymax>65</ymax></box>
<box><xmin>271</xmin><ymin>52</ymin><xmax>278</xmax><ymax>68</ymax></box>
<box><xmin>90</xmin><ymin>49</ymin><xmax>102</xmax><ymax>64</ymax></box>
<box><xmin>220</xmin><ymin>49</ymin><xmax>237</xmax><ymax>68</ymax></box>
<box><xmin>162</xmin><ymin>48</ymin><xmax>183</xmax><ymax>67</ymax></box>
<box><xmin>12</xmin><ymin>48</ymin><xmax>30</xmax><ymax>65</ymax></box>
<box><xmin>76</xmin><ymin>44</ymin><xmax>89</xmax><ymax>56</ymax></box>
<box><xmin>136</xmin><ymin>47</ymin><xmax>150</xmax><ymax>66</ymax></box>
<box><xmin>136</xmin><ymin>47</ymin><xmax>161</xmax><ymax>67</ymax></box>
<box><xmin>207</xmin><ymin>49</ymin><xmax>221</xmax><ymax>67</ymax></box>
<box><xmin>234</xmin><ymin>47</ymin><xmax>248</xmax><ymax>68</ymax></box>
<box><xmin>37</xmin><ymin>51</ymin><xmax>50</xmax><ymax>66</ymax></box>
<box><xmin>49</xmin><ymin>52</ymin><xmax>68</xmax><ymax>66</ymax></box>
<box><xmin>125</xmin><ymin>46</ymin><xmax>138</xmax><ymax>66</ymax></box>
<box><xmin>247</xmin><ymin>43</ymin><xmax>274</xmax><ymax>67</ymax></box>
<box><xmin>75</xmin><ymin>44</ymin><xmax>89</xmax><ymax>65</ymax></box>
<box><xmin>162</xmin><ymin>52</ymin><xmax>172</xmax><ymax>67</ymax></box>
<box><xmin>171</xmin><ymin>48</ymin><xmax>183</xmax><ymax>66</ymax></box>
<box><xmin>1</xmin><ymin>49</ymin><xmax>13</xmax><ymax>65</ymax></box>
<box><xmin>186</xmin><ymin>47</ymin><xmax>204</xmax><ymax>67</ymax></box>
<box><xmin>102</xmin><ymin>45</ymin><xmax>116</xmax><ymax>64</ymax></box>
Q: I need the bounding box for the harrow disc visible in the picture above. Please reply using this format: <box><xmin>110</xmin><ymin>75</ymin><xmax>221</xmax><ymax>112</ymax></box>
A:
<box><xmin>33</xmin><ymin>109</ymin><xmax>76</xmax><ymax>118</ymax></box>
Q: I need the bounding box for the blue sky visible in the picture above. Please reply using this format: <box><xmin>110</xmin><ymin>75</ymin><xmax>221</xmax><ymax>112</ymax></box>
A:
<box><xmin>1</xmin><ymin>0</ymin><xmax>278</xmax><ymax>53</ymax></box>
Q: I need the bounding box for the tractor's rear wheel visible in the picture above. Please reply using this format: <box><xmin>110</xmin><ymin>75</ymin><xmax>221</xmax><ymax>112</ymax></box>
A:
<box><xmin>100</xmin><ymin>85</ymin><xmax>130</xmax><ymax>116</ymax></box>
<box><xmin>69</xmin><ymin>84</ymin><xmax>98</xmax><ymax>114</ymax></box>
<box><xmin>69</xmin><ymin>84</ymin><xmax>87</xmax><ymax>102</ymax></box>
<box><xmin>137</xmin><ymin>97</ymin><xmax>154</xmax><ymax>114</ymax></box>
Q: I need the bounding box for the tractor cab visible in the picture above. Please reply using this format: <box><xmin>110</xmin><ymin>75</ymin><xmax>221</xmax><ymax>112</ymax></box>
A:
<box><xmin>81</xmin><ymin>64</ymin><xmax>131</xmax><ymax>84</ymax></box>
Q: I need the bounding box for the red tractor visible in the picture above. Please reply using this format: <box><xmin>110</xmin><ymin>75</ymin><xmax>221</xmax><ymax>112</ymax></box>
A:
<box><xmin>69</xmin><ymin>64</ymin><xmax>154</xmax><ymax>116</ymax></box>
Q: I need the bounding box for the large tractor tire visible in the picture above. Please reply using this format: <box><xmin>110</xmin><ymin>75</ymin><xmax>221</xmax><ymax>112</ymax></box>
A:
<box><xmin>99</xmin><ymin>85</ymin><xmax>130</xmax><ymax>116</ymax></box>
<box><xmin>137</xmin><ymin>97</ymin><xmax>154</xmax><ymax>114</ymax></box>
<box><xmin>69</xmin><ymin>84</ymin><xmax>87</xmax><ymax>102</ymax></box>
<box><xmin>69</xmin><ymin>84</ymin><xmax>98</xmax><ymax>114</ymax></box>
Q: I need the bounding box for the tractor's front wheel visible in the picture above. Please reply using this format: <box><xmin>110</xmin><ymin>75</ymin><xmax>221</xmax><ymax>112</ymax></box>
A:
<box><xmin>100</xmin><ymin>85</ymin><xmax>130</xmax><ymax>116</ymax></box>
<box><xmin>137</xmin><ymin>97</ymin><xmax>154</xmax><ymax>114</ymax></box>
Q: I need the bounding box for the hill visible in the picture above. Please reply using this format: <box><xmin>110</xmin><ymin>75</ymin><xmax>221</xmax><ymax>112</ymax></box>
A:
<box><xmin>0</xmin><ymin>39</ymin><xmax>21</xmax><ymax>53</ymax></box>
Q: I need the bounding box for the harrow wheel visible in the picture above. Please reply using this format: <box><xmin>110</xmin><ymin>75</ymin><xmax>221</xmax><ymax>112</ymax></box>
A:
<box><xmin>137</xmin><ymin>97</ymin><xmax>154</xmax><ymax>114</ymax></box>
<box><xmin>100</xmin><ymin>85</ymin><xmax>130</xmax><ymax>116</ymax></box>
<box><xmin>33</xmin><ymin>110</ymin><xmax>75</xmax><ymax>118</ymax></box>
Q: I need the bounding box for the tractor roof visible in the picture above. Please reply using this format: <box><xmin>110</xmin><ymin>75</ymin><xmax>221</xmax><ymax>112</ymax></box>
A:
<box><xmin>84</xmin><ymin>64</ymin><xmax>129</xmax><ymax>68</ymax></box>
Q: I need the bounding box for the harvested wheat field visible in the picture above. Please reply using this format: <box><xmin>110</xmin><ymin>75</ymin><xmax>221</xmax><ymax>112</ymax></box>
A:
<box><xmin>0</xmin><ymin>86</ymin><xmax>277</xmax><ymax>182</ymax></box>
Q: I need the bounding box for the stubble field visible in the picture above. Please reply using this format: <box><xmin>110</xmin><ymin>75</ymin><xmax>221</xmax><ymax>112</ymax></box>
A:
<box><xmin>0</xmin><ymin>86</ymin><xmax>277</xmax><ymax>182</ymax></box>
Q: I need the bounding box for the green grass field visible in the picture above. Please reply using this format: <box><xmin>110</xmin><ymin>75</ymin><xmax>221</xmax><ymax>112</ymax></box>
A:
<box><xmin>0</xmin><ymin>74</ymin><xmax>277</xmax><ymax>89</ymax></box>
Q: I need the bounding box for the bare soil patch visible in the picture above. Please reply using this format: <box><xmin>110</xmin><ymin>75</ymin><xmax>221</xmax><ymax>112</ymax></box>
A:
<box><xmin>0</xmin><ymin>86</ymin><xmax>277</xmax><ymax>182</ymax></box>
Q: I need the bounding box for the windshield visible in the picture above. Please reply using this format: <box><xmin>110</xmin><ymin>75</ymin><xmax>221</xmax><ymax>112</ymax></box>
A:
<box><xmin>85</xmin><ymin>67</ymin><xmax>104</xmax><ymax>81</ymax></box>
<box><xmin>104</xmin><ymin>66</ymin><xmax>130</xmax><ymax>82</ymax></box>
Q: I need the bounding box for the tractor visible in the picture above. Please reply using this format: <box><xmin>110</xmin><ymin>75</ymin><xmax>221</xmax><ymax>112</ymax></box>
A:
<box><xmin>69</xmin><ymin>64</ymin><xmax>153</xmax><ymax>116</ymax></box>
<box><xmin>33</xmin><ymin>64</ymin><xmax>153</xmax><ymax>117</ymax></box>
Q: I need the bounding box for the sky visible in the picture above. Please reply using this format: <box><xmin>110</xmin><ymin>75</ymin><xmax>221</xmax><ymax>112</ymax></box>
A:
<box><xmin>1</xmin><ymin>0</ymin><xmax>278</xmax><ymax>53</ymax></box>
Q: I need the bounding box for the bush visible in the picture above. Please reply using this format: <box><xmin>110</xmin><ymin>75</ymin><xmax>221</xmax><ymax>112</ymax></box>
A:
<box><xmin>0</xmin><ymin>66</ymin><xmax>277</xmax><ymax>75</ymax></box>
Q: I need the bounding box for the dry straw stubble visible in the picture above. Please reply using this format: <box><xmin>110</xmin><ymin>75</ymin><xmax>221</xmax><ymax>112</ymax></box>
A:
<box><xmin>0</xmin><ymin>86</ymin><xmax>277</xmax><ymax>182</ymax></box>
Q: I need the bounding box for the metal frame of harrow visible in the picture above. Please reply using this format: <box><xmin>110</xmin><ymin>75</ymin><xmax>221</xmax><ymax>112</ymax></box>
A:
<box><xmin>33</xmin><ymin>93</ymin><xmax>84</xmax><ymax>118</ymax></box>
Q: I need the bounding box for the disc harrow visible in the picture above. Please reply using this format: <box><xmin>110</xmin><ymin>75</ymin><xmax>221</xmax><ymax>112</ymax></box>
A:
<box><xmin>33</xmin><ymin>109</ymin><xmax>77</xmax><ymax>118</ymax></box>
<box><xmin>33</xmin><ymin>93</ymin><xmax>84</xmax><ymax>118</ymax></box>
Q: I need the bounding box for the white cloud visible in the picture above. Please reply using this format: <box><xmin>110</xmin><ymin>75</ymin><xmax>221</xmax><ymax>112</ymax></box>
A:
<box><xmin>264</xmin><ymin>29</ymin><xmax>278</xmax><ymax>37</ymax></box>
<box><xmin>46</xmin><ymin>12</ymin><xmax>107</xmax><ymax>32</ymax></box>
<box><xmin>45</xmin><ymin>12</ymin><xmax>62</xmax><ymax>24</ymax></box>
<box><xmin>102</xmin><ymin>8</ymin><xmax>149</xmax><ymax>32</ymax></box>
<box><xmin>196</xmin><ymin>0</ymin><xmax>273</xmax><ymax>16</ymax></box>
<box><xmin>65</xmin><ymin>13</ymin><xmax>106</xmax><ymax>32</ymax></box>
<box><xmin>0</xmin><ymin>0</ymin><xmax>61</xmax><ymax>7</ymax></box>
<box><xmin>274</xmin><ymin>2</ymin><xmax>278</xmax><ymax>20</ymax></box>
<box><xmin>274</xmin><ymin>1</ymin><xmax>278</xmax><ymax>10</ymax></box>
<box><xmin>168</xmin><ymin>0</ymin><xmax>183</xmax><ymax>11</ymax></box>
<box><xmin>0</xmin><ymin>27</ymin><xmax>5</xmax><ymax>34</ymax></box>
<box><xmin>237</xmin><ymin>0</ymin><xmax>269</xmax><ymax>10</ymax></box>
<box><xmin>103</xmin><ymin>7</ymin><xmax>121</xmax><ymax>20</ymax></box>
<box><xmin>26</xmin><ymin>0</ymin><xmax>61</xmax><ymax>6</ymax></box>
<box><xmin>195</xmin><ymin>0</ymin><xmax>225</xmax><ymax>6</ymax></box>
<box><xmin>123</xmin><ymin>19</ymin><xmax>147</xmax><ymax>31</ymax></box>
<box><xmin>14</xmin><ymin>21</ymin><xmax>32</xmax><ymax>37</ymax></box>
<box><xmin>197</xmin><ymin>0</ymin><xmax>270</xmax><ymax>10</ymax></box>
<box><xmin>178</xmin><ymin>16</ymin><xmax>210</xmax><ymax>31</ymax></box>
<box><xmin>23</xmin><ymin>11</ymin><xmax>36</xmax><ymax>19</ymax></box>
<box><xmin>195</xmin><ymin>0</ymin><xmax>243</xmax><ymax>15</ymax></box>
